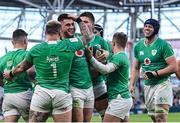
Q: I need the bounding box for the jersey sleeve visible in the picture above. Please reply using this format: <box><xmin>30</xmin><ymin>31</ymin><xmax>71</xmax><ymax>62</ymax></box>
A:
<box><xmin>163</xmin><ymin>42</ymin><xmax>174</xmax><ymax>60</ymax></box>
<box><xmin>134</xmin><ymin>44</ymin><xmax>139</xmax><ymax>60</ymax></box>
<box><xmin>25</xmin><ymin>51</ymin><xmax>33</xmax><ymax>64</ymax></box>
<box><xmin>25</xmin><ymin>46</ymin><xmax>38</xmax><ymax>64</ymax></box>
<box><xmin>110</xmin><ymin>54</ymin><xmax>123</xmax><ymax>67</ymax></box>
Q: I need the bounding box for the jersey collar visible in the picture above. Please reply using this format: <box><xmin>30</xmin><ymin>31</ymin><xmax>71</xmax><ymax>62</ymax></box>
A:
<box><xmin>47</xmin><ymin>40</ymin><xmax>58</xmax><ymax>44</ymax></box>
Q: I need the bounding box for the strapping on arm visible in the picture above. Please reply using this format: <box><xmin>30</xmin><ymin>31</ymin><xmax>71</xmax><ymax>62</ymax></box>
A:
<box><xmin>90</xmin><ymin>57</ymin><xmax>118</xmax><ymax>74</ymax></box>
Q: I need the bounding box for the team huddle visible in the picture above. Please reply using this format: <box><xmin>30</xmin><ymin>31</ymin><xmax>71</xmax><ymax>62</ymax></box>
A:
<box><xmin>0</xmin><ymin>11</ymin><xmax>179</xmax><ymax>122</ymax></box>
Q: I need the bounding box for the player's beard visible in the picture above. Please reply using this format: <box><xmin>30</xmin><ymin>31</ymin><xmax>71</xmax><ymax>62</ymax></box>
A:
<box><xmin>64</xmin><ymin>29</ymin><xmax>75</xmax><ymax>38</ymax></box>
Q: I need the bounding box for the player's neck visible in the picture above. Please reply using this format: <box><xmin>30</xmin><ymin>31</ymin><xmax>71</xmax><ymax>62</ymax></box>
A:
<box><xmin>113</xmin><ymin>47</ymin><xmax>124</xmax><ymax>53</ymax></box>
<box><xmin>145</xmin><ymin>35</ymin><xmax>157</xmax><ymax>44</ymax></box>
<box><xmin>46</xmin><ymin>34</ymin><xmax>60</xmax><ymax>42</ymax></box>
<box><xmin>13</xmin><ymin>44</ymin><xmax>26</xmax><ymax>50</ymax></box>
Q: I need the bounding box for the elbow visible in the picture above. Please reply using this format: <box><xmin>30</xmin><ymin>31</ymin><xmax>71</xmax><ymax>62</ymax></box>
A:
<box><xmin>172</xmin><ymin>64</ymin><xmax>178</xmax><ymax>73</ymax></box>
<box><xmin>99</xmin><ymin>69</ymin><xmax>109</xmax><ymax>75</ymax></box>
<box><xmin>176</xmin><ymin>73</ymin><xmax>180</xmax><ymax>80</ymax></box>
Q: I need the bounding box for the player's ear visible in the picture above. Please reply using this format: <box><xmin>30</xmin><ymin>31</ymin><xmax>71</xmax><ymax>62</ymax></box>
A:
<box><xmin>112</xmin><ymin>41</ymin><xmax>115</xmax><ymax>46</ymax></box>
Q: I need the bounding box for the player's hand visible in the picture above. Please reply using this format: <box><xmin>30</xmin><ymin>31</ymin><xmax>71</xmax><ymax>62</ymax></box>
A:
<box><xmin>129</xmin><ymin>83</ymin><xmax>135</xmax><ymax>94</ymax></box>
<box><xmin>86</xmin><ymin>47</ymin><xmax>93</xmax><ymax>60</ymax></box>
<box><xmin>3</xmin><ymin>71</ymin><xmax>13</xmax><ymax>81</ymax></box>
<box><xmin>96</xmin><ymin>49</ymin><xmax>109</xmax><ymax>63</ymax></box>
<box><xmin>129</xmin><ymin>83</ymin><xmax>136</xmax><ymax>99</ymax></box>
<box><xmin>143</xmin><ymin>71</ymin><xmax>156</xmax><ymax>80</ymax></box>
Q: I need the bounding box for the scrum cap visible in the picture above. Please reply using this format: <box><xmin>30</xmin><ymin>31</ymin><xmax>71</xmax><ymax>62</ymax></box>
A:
<box><xmin>144</xmin><ymin>18</ymin><xmax>160</xmax><ymax>35</ymax></box>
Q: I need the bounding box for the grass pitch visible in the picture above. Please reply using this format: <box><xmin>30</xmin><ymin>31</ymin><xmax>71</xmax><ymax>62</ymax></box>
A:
<box><xmin>0</xmin><ymin>112</ymin><xmax>179</xmax><ymax>122</ymax></box>
<box><xmin>91</xmin><ymin>113</ymin><xmax>180</xmax><ymax>122</ymax></box>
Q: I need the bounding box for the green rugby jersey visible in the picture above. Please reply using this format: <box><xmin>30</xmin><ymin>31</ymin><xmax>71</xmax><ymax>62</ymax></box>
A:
<box><xmin>25</xmin><ymin>38</ymin><xmax>83</xmax><ymax>92</ymax></box>
<box><xmin>87</xmin><ymin>35</ymin><xmax>110</xmax><ymax>85</ymax></box>
<box><xmin>107</xmin><ymin>52</ymin><xmax>131</xmax><ymax>100</ymax></box>
<box><xmin>69</xmin><ymin>33</ymin><xmax>92</xmax><ymax>89</ymax></box>
<box><xmin>134</xmin><ymin>38</ymin><xmax>174</xmax><ymax>85</ymax></box>
<box><xmin>0</xmin><ymin>49</ymin><xmax>32</xmax><ymax>93</ymax></box>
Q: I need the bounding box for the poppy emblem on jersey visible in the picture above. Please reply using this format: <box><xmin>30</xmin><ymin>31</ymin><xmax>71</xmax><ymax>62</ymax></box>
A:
<box><xmin>152</xmin><ymin>49</ymin><xmax>157</xmax><ymax>56</ymax></box>
<box><xmin>144</xmin><ymin>57</ymin><xmax>151</xmax><ymax>65</ymax></box>
<box><xmin>75</xmin><ymin>50</ymin><xmax>84</xmax><ymax>57</ymax></box>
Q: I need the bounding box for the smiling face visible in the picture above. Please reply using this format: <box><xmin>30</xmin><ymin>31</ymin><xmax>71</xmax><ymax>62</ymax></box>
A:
<box><xmin>143</xmin><ymin>24</ymin><xmax>155</xmax><ymax>38</ymax></box>
<box><xmin>61</xmin><ymin>18</ymin><xmax>75</xmax><ymax>38</ymax></box>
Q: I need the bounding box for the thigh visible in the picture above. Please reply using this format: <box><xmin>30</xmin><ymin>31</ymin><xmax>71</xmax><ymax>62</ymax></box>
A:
<box><xmin>4</xmin><ymin>115</ymin><xmax>19</xmax><ymax>122</ymax></box>
<box><xmin>72</xmin><ymin>107</ymin><xmax>83</xmax><ymax>122</ymax></box>
<box><xmin>105</xmin><ymin>95</ymin><xmax>133</xmax><ymax>120</ymax></box>
<box><xmin>52</xmin><ymin>109</ymin><xmax>72</xmax><ymax>122</ymax></box>
<box><xmin>70</xmin><ymin>86</ymin><xmax>94</xmax><ymax>109</ymax></box>
<box><xmin>84</xmin><ymin>87</ymin><xmax>94</xmax><ymax>109</ymax></box>
<box><xmin>103</xmin><ymin>113</ymin><xmax>121</xmax><ymax>122</ymax></box>
<box><xmin>144</xmin><ymin>81</ymin><xmax>173</xmax><ymax>115</ymax></box>
<box><xmin>3</xmin><ymin>90</ymin><xmax>32</xmax><ymax>120</ymax></box>
<box><xmin>155</xmin><ymin>81</ymin><xmax>173</xmax><ymax>106</ymax></box>
<box><xmin>70</xmin><ymin>86</ymin><xmax>85</xmax><ymax>108</ymax></box>
<box><xmin>93</xmin><ymin>82</ymin><xmax>107</xmax><ymax>99</ymax></box>
<box><xmin>94</xmin><ymin>93</ymin><xmax>108</xmax><ymax>114</ymax></box>
<box><xmin>29</xmin><ymin>109</ymin><xmax>49</xmax><ymax>122</ymax></box>
<box><xmin>83</xmin><ymin>108</ymin><xmax>93</xmax><ymax>122</ymax></box>
<box><xmin>30</xmin><ymin>85</ymin><xmax>51</xmax><ymax>113</ymax></box>
<box><xmin>52</xmin><ymin>89</ymin><xmax>72</xmax><ymax>115</ymax></box>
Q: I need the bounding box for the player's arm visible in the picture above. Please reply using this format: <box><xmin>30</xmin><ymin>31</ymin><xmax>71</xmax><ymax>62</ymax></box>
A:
<box><xmin>157</xmin><ymin>56</ymin><xmax>177</xmax><ymax>76</ymax></box>
<box><xmin>175</xmin><ymin>60</ymin><xmax>180</xmax><ymax>80</ymax></box>
<box><xmin>90</xmin><ymin>57</ymin><xmax>118</xmax><ymax>75</ymax></box>
<box><xmin>144</xmin><ymin>55</ymin><xmax>177</xmax><ymax>80</ymax></box>
<box><xmin>3</xmin><ymin>60</ymin><xmax>33</xmax><ymax>80</ymax></box>
<box><xmin>129</xmin><ymin>59</ymin><xmax>141</xmax><ymax>93</ymax></box>
<box><xmin>87</xmin><ymin>47</ymin><xmax>118</xmax><ymax>74</ymax></box>
<box><xmin>67</xmin><ymin>14</ymin><xmax>94</xmax><ymax>45</ymax></box>
<box><xmin>27</xmin><ymin>66</ymin><xmax>36</xmax><ymax>83</ymax></box>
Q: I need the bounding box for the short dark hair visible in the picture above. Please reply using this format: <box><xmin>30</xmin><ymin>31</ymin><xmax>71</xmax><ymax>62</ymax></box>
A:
<box><xmin>94</xmin><ymin>24</ymin><xmax>103</xmax><ymax>37</ymax></box>
<box><xmin>12</xmin><ymin>29</ymin><xmax>28</xmax><ymax>43</ymax></box>
<box><xmin>57</xmin><ymin>13</ymin><xmax>71</xmax><ymax>22</ymax></box>
<box><xmin>45</xmin><ymin>20</ymin><xmax>61</xmax><ymax>35</ymax></box>
<box><xmin>113</xmin><ymin>32</ymin><xmax>127</xmax><ymax>48</ymax></box>
<box><xmin>79</xmin><ymin>12</ymin><xmax>95</xmax><ymax>23</ymax></box>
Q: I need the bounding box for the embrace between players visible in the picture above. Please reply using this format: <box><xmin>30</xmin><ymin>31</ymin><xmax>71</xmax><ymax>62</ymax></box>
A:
<box><xmin>0</xmin><ymin>12</ymin><xmax>179</xmax><ymax>122</ymax></box>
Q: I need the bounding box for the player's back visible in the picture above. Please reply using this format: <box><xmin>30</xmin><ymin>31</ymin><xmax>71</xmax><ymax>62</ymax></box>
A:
<box><xmin>0</xmin><ymin>49</ymin><xmax>32</xmax><ymax>93</ymax></box>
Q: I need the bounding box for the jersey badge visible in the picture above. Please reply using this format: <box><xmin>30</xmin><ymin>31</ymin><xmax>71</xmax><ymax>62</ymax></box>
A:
<box><xmin>139</xmin><ymin>51</ymin><xmax>144</xmax><ymax>55</ymax></box>
<box><xmin>152</xmin><ymin>49</ymin><xmax>157</xmax><ymax>56</ymax></box>
<box><xmin>7</xmin><ymin>60</ymin><xmax>13</xmax><ymax>67</ymax></box>
<box><xmin>69</xmin><ymin>38</ymin><xmax>78</xmax><ymax>42</ymax></box>
<box><xmin>144</xmin><ymin>57</ymin><xmax>151</xmax><ymax>65</ymax></box>
<box><xmin>75</xmin><ymin>50</ymin><xmax>84</xmax><ymax>57</ymax></box>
